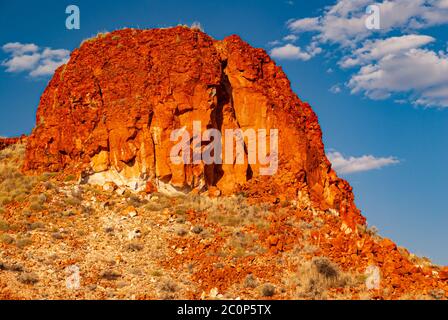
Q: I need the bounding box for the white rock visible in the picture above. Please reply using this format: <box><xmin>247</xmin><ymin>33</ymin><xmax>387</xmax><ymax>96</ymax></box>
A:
<box><xmin>127</xmin><ymin>229</ymin><xmax>141</xmax><ymax>240</ymax></box>
<box><xmin>116</xmin><ymin>188</ymin><xmax>126</xmax><ymax>195</ymax></box>
<box><xmin>209</xmin><ymin>287</ymin><xmax>219</xmax><ymax>298</ymax></box>
<box><xmin>365</xmin><ymin>265</ymin><xmax>381</xmax><ymax>290</ymax></box>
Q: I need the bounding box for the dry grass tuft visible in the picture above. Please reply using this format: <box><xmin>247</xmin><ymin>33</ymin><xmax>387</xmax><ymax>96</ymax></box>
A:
<box><xmin>297</xmin><ymin>257</ymin><xmax>361</xmax><ymax>299</ymax></box>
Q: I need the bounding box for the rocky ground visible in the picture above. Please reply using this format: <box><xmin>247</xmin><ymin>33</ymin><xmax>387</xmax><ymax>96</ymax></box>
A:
<box><xmin>0</xmin><ymin>143</ymin><xmax>447</xmax><ymax>300</ymax></box>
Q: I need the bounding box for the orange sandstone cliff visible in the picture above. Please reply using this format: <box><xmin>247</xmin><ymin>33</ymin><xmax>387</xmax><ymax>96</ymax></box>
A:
<box><xmin>23</xmin><ymin>27</ymin><xmax>364</xmax><ymax>228</ymax></box>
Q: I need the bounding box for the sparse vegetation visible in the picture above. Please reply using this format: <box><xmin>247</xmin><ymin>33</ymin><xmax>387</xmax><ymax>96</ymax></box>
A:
<box><xmin>160</xmin><ymin>279</ymin><xmax>177</xmax><ymax>293</ymax></box>
<box><xmin>0</xmin><ymin>219</ymin><xmax>10</xmax><ymax>231</ymax></box>
<box><xmin>125</xmin><ymin>241</ymin><xmax>144</xmax><ymax>252</ymax></box>
<box><xmin>64</xmin><ymin>196</ymin><xmax>82</xmax><ymax>206</ymax></box>
<box><xmin>100</xmin><ymin>270</ymin><xmax>121</xmax><ymax>281</ymax></box>
<box><xmin>296</xmin><ymin>257</ymin><xmax>360</xmax><ymax>299</ymax></box>
<box><xmin>0</xmin><ymin>142</ymin><xmax>443</xmax><ymax>300</ymax></box>
<box><xmin>17</xmin><ymin>272</ymin><xmax>39</xmax><ymax>285</ymax></box>
<box><xmin>64</xmin><ymin>175</ymin><xmax>76</xmax><ymax>182</ymax></box>
<box><xmin>261</xmin><ymin>283</ymin><xmax>275</xmax><ymax>297</ymax></box>
<box><xmin>244</xmin><ymin>274</ymin><xmax>258</xmax><ymax>288</ymax></box>
<box><xmin>0</xmin><ymin>234</ymin><xmax>14</xmax><ymax>244</ymax></box>
<box><xmin>151</xmin><ymin>270</ymin><xmax>163</xmax><ymax>277</ymax></box>
<box><xmin>0</xmin><ymin>144</ymin><xmax>41</xmax><ymax>212</ymax></box>
<box><xmin>15</xmin><ymin>237</ymin><xmax>32</xmax><ymax>249</ymax></box>
<box><xmin>191</xmin><ymin>225</ymin><xmax>203</xmax><ymax>234</ymax></box>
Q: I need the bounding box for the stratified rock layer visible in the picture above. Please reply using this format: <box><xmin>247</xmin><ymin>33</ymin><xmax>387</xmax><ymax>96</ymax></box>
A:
<box><xmin>23</xmin><ymin>27</ymin><xmax>364</xmax><ymax>227</ymax></box>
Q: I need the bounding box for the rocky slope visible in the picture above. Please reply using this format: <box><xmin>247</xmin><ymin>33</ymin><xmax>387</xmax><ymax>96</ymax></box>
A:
<box><xmin>0</xmin><ymin>27</ymin><xmax>446</xmax><ymax>300</ymax></box>
<box><xmin>23</xmin><ymin>26</ymin><xmax>363</xmax><ymax>229</ymax></box>
<box><xmin>0</xmin><ymin>143</ymin><xmax>447</xmax><ymax>299</ymax></box>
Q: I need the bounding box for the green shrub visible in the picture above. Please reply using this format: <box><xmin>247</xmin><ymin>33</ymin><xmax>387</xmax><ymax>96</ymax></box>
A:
<box><xmin>0</xmin><ymin>234</ymin><xmax>14</xmax><ymax>244</ymax></box>
<box><xmin>0</xmin><ymin>219</ymin><xmax>10</xmax><ymax>231</ymax></box>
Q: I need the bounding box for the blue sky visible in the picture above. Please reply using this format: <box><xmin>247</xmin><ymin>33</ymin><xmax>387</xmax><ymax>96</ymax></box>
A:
<box><xmin>0</xmin><ymin>0</ymin><xmax>447</xmax><ymax>264</ymax></box>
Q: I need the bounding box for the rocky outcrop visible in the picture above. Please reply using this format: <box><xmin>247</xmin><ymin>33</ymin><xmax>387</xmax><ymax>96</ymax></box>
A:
<box><xmin>23</xmin><ymin>27</ymin><xmax>364</xmax><ymax>227</ymax></box>
<box><xmin>0</xmin><ymin>136</ymin><xmax>25</xmax><ymax>151</ymax></box>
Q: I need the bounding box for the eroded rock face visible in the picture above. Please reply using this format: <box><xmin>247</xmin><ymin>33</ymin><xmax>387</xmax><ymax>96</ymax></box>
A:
<box><xmin>23</xmin><ymin>27</ymin><xmax>364</xmax><ymax>227</ymax></box>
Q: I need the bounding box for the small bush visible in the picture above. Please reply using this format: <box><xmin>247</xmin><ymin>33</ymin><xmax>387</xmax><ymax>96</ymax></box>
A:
<box><xmin>100</xmin><ymin>270</ymin><xmax>121</xmax><ymax>281</ymax></box>
<box><xmin>0</xmin><ymin>219</ymin><xmax>10</xmax><ymax>231</ymax></box>
<box><xmin>261</xmin><ymin>283</ymin><xmax>275</xmax><ymax>297</ymax></box>
<box><xmin>65</xmin><ymin>197</ymin><xmax>82</xmax><ymax>206</ymax></box>
<box><xmin>18</xmin><ymin>273</ymin><xmax>39</xmax><ymax>285</ymax></box>
<box><xmin>160</xmin><ymin>279</ymin><xmax>177</xmax><ymax>293</ymax></box>
<box><xmin>244</xmin><ymin>274</ymin><xmax>258</xmax><ymax>288</ymax></box>
<box><xmin>297</xmin><ymin>257</ymin><xmax>356</xmax><ymax>299</ymax></box>
<box><xmin>43</xmin><ymin>181</ymin><xmax>55</xmax><ymax>190</ymax></box>
<box><xmin>0</xmin><ymin>234</ymin><xmax>14</xmax><ymax>244</ymax></box>
<box><xmin>0</xmin><ymin>262</ymin><xmax>23</xmax><ymax>272</ymax></box>
<box><xmin>144</xmin><ymin>202</ymin><xmax>163</xmax><ymax>212</ymax></box>
<box><xmin>29</xmin><ymin>201</ymin><xmax>44</xmax><ymax>212</ymax></box>
<box><xmin>429</xmin><ymin>289</ymin><xmax>445</xmax><ymax>300</ymax></box>
<box><xmin>127</xmin><ymin>194</ymin><xmax>147</xmax><ymax>207</ymax></box>
<box><xmin>64</xmin><ymin>175</ymin><xmax>76</xmax><ymax>182</ymax></box>
<box><xmin>125</xmin><ymin>242</ymin><xmax>144</xmax><ymax>252</ymax></box>
<box><xmin>313</xmin><ymin>257</ymin><xmax>339</xmax><ymax>279</ymax></box>
<box><xmin>51</xmin><ymin>232</ymin><xmax>64</xmax><ymax>239</ymax></box>
<box><xmin>16</xmin><ymin>237</ymin><xmax>32</xmax><ymax>249</ymax></box>
<box><xmin>191</xmin><ymin>225</ymin><xmax>203</xmax><ymax>234</ymax></box>
<box><xmin>151</xmin><ymin>270</ymin><xmax>163</xmax><ymax>277</ymax></box>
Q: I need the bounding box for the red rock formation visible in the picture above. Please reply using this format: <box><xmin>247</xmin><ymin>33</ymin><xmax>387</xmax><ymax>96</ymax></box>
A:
<box><xmin>0</xmin><ymin>136</ymin><xmax>25</xmax><ymax>151</ymax></box>
<box><xmin>23</xmin><ymin>27</ymin><xmax>364</xmax><ymax>227</ymax></box>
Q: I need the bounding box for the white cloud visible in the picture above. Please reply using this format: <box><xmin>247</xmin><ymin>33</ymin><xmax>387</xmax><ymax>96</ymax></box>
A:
<box><xmin>339</xmin><ymin>35</ymin><xmax>435</xmax><ymax>68</ymax></box>
<box><xmin>287</xmin><ymin>0</ymin><xmax>448</xmax><ymax>47</ymax></box>
<box><xmin>2</xmin><ymin>42</ymin><xmax>39</xmax><ymax>55</ymax></box>
<box><xmin>348</xmin><ymin>48</ymin><xmax>448</xmax><ymax>106</ymax></box>
<box><xmin>327</xmin><ymin>151</ymin><xmax>399</xmax><ymax>174</ymax></box>
<box><xmin>270</xmin><ymin>43</ymin><xmax>314</xmax><ymax>60</ymax></box>
<box><xmin>330</xmin><ymin>84</ymin><xmax>342</xmax><ymax>94</ymax></box>
<box><xmin>283</xmin><ymin>34</ymin><xmax>298</xmax><ymax>42</ymax></box>
<box><xmin>42</xmin><ymin>48</ymin><xmax>70</xmax><ymax>59</ymax></box>
<box><xmin>267</xmin><ymin>40</ymin><xmax>282</xmax><ymax>47</ymax></box>
<box><xmin>277</xmin><ymin>1</ymin><xmax>448</xmax><ymax>107</ymax></box>
<box><xmin>2</xmin><ymin>53</ymin><xmax>40</xmax><ymax>72</ymax></box>
<box><xmin>287</xmin><ymin>17</ymin><xmax>321</xmax><ymax>32</ymax></box>
<box><xmin>1</xmin><ymin>42</ymin><xmax>69</xmax><ymax>77</ymax></box>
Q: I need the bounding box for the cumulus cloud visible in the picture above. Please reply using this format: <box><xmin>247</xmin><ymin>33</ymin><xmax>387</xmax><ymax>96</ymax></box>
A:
<box><xmin>283</xmin><ymin>34</ymin><xmax>299</xmax><ymax>42</ymax></box>
<box><xmin>270</xmin><ymin>44</ymin><xmax>314</xmax><ymax>60</ymax></box>
<box><xmin>327</xmin><ymin>151</ymin><xmax>399</xmax><ymax>174</ymax></box>
<box><xmin>287</xmin><ymin>0</ymin><xmax>448</xmax><ymax>47</ymax></box>
<box><xmin>275</xmin><ymin>0</ymin><xmax>448</xmax><ymax>107</ymax></box>
<box><xmin>2</xmin><ymin>42</ymin><xmax>38</xmax><ymax>55</ymax></box>
<box><xmin>1</xmin><ymin>42</ymin><xmax>69</xmax><ymax>77</ymax></box>
<box><xmin>287</xmin><ymin>17</ymin><xmax>321</xmax><ymax>33</ymax></box>
<box><xmin>329</xmin><ymin>84</ymin><xmax>342</xmax><ymax>94</ymax></box>
<box><xmin>339</xmin><ymin>35</ymin><xmax>435</xmax><ymax>68</ymax></box>
<box><xmin>348</xmin><ymin>48</ymin><xmax>448</xmax><ymax>106</ymax></box>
